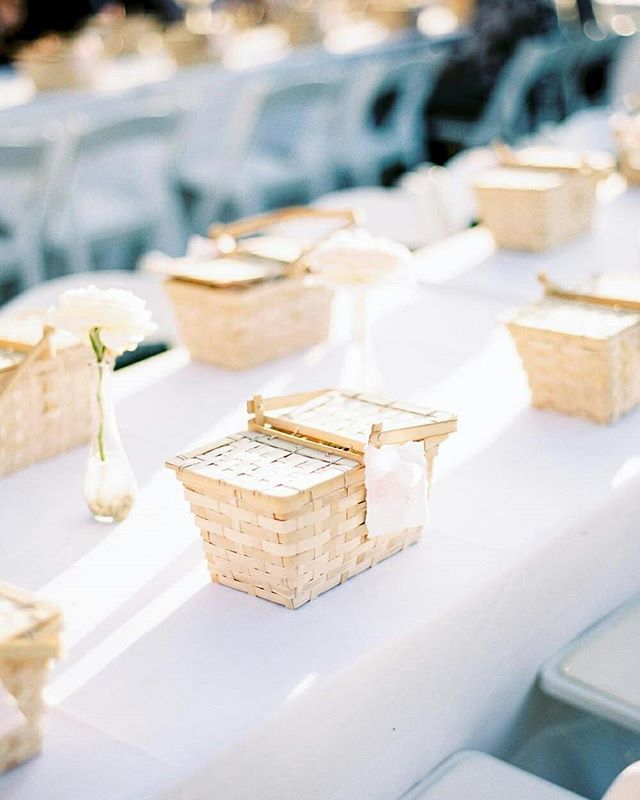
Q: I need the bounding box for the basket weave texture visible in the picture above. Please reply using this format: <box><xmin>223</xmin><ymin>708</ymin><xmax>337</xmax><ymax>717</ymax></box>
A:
<box><xmin>507</xmin><ymin>298</ymin><xmax>640</xmax><ymax>424</ymax></box>
<box><xmin>166</xmin><ymin>277</ymin><xmax>332</xmax><ymax>370</ymax></box>
<box><xmin>168</xmin><ymin>391</ymin><xmax>456</xmax><ymax>608</ymax></box>
<box><xmin>0</xmin><ymin>584</ymin><xmax>61</xmax><ymax>774</ymax></box>
<box><xmin>613</xmin><ymin>117</ymin><xmax>640</xmax><ymax>186</ymax></box>
<box><xmin>0</xmin><ymin>321</ymin><xmax>92</xmax><ymax>477</ymax></box>
<box><xmin>474</xmin><ymin>167</ymin><xmax>596</xmax><ymax>251</ymax></box>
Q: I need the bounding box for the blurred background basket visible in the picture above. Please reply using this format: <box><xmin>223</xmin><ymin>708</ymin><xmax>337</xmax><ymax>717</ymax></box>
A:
<box><xmin>474</xmin><ymin>164</ymin><xmax>596</xmax><ymax>251</ymax></box>
<box><xmin>161</xmin><ymin>207</ymin><xmax>359</xmax><ymax>369</ymax></box>
<box><xmin>507</xmin><ymin>274</ymin><xmax>640</xmax><ymax>423</ymax></box>
<box><xmin>0</xmin><ymin>583</ymin><xmax>61</xmax><ymax>774</ymax></box>
<box><xmin>0</xmin><ymin>316</ymin><xmax>92</xmax><ymax>475</ymax></box>
<box><xmin>167</xmin><ymin>389</ymin><xmax>457</xmax><ymax>608</ymax></box>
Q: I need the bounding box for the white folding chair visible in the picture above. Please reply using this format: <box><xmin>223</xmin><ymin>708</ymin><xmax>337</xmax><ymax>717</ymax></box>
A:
<box><xmin>0</xmin><ymin>127</ymin><xmax>60</xmax><ymax>293</ymax></box>
<box><xmin>335</xmin><ymin>48</ymin><xmax>448</xmax><ymax>187</ymax></box>
<box><xmin>540</xmin><ymin>595</ymin><xmax>640</xmax><ymax>735</ymax></box>
<box><xmin>45</xmin><ymin>103</ymin><xmax>186</xmax><ymax>275</ymax></box>
<box><xmin>573</xmin><ymin>34</ymin><xmax>628</xmax><ymax>109</ymax></box>
<box><xmin>401</xmin><ymin>751</ymin><xmax>640</xmax><ymax>800</ymax></box>
<box><xmin>179</xmin><ymin>75</ymin><xmax>344</xmax><ymax>232</ymax></box>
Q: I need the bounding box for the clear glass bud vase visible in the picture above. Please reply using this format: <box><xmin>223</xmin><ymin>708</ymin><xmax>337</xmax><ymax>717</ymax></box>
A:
<box><xmin>84</xmin><ymin>356</ymin><xmax>137</xmax><ymax>523</ymax></box>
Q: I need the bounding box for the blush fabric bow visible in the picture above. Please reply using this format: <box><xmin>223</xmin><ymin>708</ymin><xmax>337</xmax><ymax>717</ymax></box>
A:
<box><xmin>364</xmin><ymin>441</ymin><xmax>427</xmax><ymax>538</ymax></box>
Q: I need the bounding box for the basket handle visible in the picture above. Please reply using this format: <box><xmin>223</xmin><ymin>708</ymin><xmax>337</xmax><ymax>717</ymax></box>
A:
<box><xmin>495</xmin><ymin>141</ymin><xmax>595</xmax><ymax>177</ymax></box>
<box><xmin>538</xmin><ymin>272</ymin><xmax>640</xmax><ymax>312</ymax></box>
<box><xmin>208</xmin><ymin>206</ymin><xmax>358</xmax><ymax>241</ymax></box>
<box><xmin>0</xmin><ymin>326</ymin><xmax>54</xmax><ymax>410</ymax></box>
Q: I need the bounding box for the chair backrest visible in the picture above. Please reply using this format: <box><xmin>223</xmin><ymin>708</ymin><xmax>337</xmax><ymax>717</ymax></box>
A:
<box><xmin>49</xmin><ymin>103</ymin><xmax>185</xmax><ymax>212</ymax></box>
<box><xmin>70</xmin><ymin>106</ymin><xmax>184</xmax><ymax>157</ymax></box>
<box><xmin>473</xmin><ymin>35</ymin><xmax>569</xmax><ymax>145</ymax></box>
<box><xmin>0</xmin><ymin>127</ymin><xmax>61</xmax><ymax>249</ymax></box>
<box><xmin>252</xmin><ymin>78</ymin><xmax>344</xmax><ymax>160</ymax></box>
<box><xmin>345</xmin><ymin>48</ymin><xmax>448</xmax><ymax>139</ymax></box>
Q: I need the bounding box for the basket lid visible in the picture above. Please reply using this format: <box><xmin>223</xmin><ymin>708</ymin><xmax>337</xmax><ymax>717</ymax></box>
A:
<box><xmin>156</xmin><ymin>206</ymin><xmax>358</xmax><ymax>289</ymax></box>
<box><xmin>0</xmin><ymin>583</ymin><xmax>61</xmax><ymax>660</ymax></box>
<box><xmin>158</xmin><ymin>252</ymin><xmax>292</xmax><ymax>288</ymax></box>
<box><xmin>246</xmin><ymin>389</ymin><xmax>457</xmax><ymax>460</ymax></box>
<box><xmin>539</xmin><ymin>272</ymin><xmax>640</xmax><ymax>313</ymax></box>
<box><xmin>506</xmin><ymin>298</ymin><xmax>640</xmax><ymax>339</ymax></box>
<box><xmin>474</xmin><ymin>167</ymin><xmax>565</xmax><ymax>192</ymax></box>
<box><xmin>497</xmin><ymin>144</ymin><xmax>614</xmax><ymax>178</ymax></box>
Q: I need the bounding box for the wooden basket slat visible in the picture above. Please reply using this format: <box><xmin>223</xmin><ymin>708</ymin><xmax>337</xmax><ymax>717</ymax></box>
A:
<box><xmin>474</xmin><ymin>166</ymin><xmax>596</xmax><ymax>251</ymax></box>
<box><xmin>166</xmin><ymin>277</ymin><xmax>332</xmax><ymax>370</ymax></box>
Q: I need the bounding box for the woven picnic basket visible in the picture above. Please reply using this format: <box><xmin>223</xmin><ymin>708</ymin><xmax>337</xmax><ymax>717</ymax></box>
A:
<box><xmin>163</xmin><ymin>208</ymin><xmax>354</xmax><ymax>370</ymax></box>
<box><xmin>0</xmin><ymin>316</ymin><xmax>92</xmax><ymax>476</ymax></box>
<box><xmin>474</xmin><ymin>157</ymin><xmax>597</xmax><ymax>251</ymax></box>
<box><xmin>167</xmin><ymin>390</ymin><xmax>457</xmax><ymax>609</ymax></box>
<box><xmin>506</xmin><ymin>273</ymin><xmax>640</xmax><ymax>423</ymax></box>
<box><xmin>0</xmin><ymin>583</ymin><xmax>61</xmax><ymax>773</ymax></box>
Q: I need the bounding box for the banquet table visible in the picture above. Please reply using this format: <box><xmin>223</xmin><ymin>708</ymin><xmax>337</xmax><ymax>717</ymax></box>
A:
<box><xmin>3</xmin><ymin>211</ymin><xmax>640</xmax><ymax>800</ymax></box>
<box><xmin>413</xmin><ymin>175</ymin><xmax>640</xmax><ymax>303</ymax></box>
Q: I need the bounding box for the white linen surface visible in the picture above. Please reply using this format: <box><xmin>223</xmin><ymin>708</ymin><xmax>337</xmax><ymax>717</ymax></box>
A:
<box><xmin>2</xmin><ymin>270</ymin><xmax>640</xmax><ymax>799</ymax></box>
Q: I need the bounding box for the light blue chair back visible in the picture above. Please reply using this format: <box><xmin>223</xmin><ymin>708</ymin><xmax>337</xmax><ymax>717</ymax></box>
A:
<box><xmin>249</xmin><ymin>77</ymin><xmax>344</xmax><ymax>164</ymax></box>
<box><xmin>337</xmin><ymin>47</ymin><xmax>447</xmax><ymax>182</ymax></box>
<box><xmin>0</xmin><ymin>127</ymin><xmax>61</xmax><ymax>290</ymax></box>
<box><xmin>46</xmin><ymin>102</ymin><xmax>187</xmax><ymax>270</ymax></box>
<box><xmin>479</xmin><ymin>35</ymin><xmax>571</xmax><ymax>143</ymax></box>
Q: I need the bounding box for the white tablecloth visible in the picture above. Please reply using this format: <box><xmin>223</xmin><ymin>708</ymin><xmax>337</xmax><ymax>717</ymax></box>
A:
<box><xmin>2</xmin><ymin>223</ymin><xmax>640</xmax><ymax>799</ymax></box>
<box><xmin>414</xmin><ymin>176</ymin><xmax>640</xmax><ymax>303</ymax></box>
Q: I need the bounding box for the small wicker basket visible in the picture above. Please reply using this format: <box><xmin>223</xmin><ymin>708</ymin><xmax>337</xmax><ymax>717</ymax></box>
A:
<box><xmin>162</xmin><ymin>208</ymin><xmax>356</xmax><ymax>370</ymax></box>
<box><xmin>167</xmin><ymin>390</ymin><xmax>457</xmax><ymax>608</ymax></box>
<box><xmin>0</xmin><ymin>316</ymin><xmax>92</xmax><ymax>476</ymax></box>
<box><xmin>474</xmin><ymin>162</ymin><xmax>596</xmax><ymax>251</ymax></box>
<box><xmin>507</xmin><ymin>273</ymin><xmax>640</xmax><ymax>423</ymax></box>
<box><xmin>0</xmin><ymin>583</ymin><xmax>61</xmax><ymax>774</ymax></box>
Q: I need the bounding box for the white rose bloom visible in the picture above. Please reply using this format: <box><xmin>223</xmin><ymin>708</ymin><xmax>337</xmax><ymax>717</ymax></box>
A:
<box><xmin>305</xmin><ymin>228</ymin><xmax>411</xmax><ymax>284</ymax></box>
<box><xmin>48</xmin><ymin>285</ymin><xmax>156</xmax><ymax>356</ymax></box>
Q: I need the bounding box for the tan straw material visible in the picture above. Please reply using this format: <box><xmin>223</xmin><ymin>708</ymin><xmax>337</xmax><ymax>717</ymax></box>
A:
<box><xmin>167</xmin><ymin>390</ymin><xmax>457</xmax><ymax>608</ymax></box>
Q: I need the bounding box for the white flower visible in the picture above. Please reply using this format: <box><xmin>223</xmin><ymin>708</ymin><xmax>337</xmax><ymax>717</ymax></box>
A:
<box><xmin>48</xmin><ymin>285</ymin><xmax>156</xmax><ymax>357</ymax></box>
<box><xmin>305</xmin><ymin>228</ymin><xmax>411</xmax><ymax>284</ymax></box>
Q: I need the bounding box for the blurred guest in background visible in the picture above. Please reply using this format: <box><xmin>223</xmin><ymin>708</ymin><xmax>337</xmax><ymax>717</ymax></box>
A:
<box><xmin>427</xmin><ymin>0</ymin><xmax>559</xmax><ymax>161</ymax></box>
<box><xmin>430</xmin><ymin>0</ymin><xmax>559</xmax><ymax>121</ymax></box>
<box><xmin>0</xmin><ymin>0</ymin><xmax>23</xmax><ymax>61</ymax></box>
